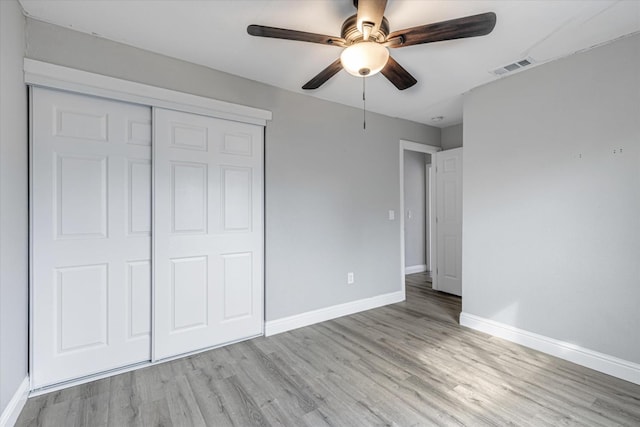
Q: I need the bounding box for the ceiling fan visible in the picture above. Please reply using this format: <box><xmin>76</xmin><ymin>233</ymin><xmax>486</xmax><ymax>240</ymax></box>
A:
<box><xmin>247</xmin><ymin>0</ymin><xmax>497</xmax><ymax>90</ymax></box>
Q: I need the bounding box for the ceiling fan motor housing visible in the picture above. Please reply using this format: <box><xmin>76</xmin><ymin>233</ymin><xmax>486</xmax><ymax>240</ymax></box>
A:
<box><xmin>341</xmin><ymin>14</ymin><xmax>390</xmax><ymax>44</ymax></box>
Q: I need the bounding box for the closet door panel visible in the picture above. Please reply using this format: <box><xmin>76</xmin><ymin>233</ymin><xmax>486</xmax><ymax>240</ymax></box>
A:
<box><xmin>31</xmin><ymin>88</ymin><xmax>152</xmax><ymax>388</ymax></box>
<box><xmin>154</xmin><ymin>108</ymin><xmax>264</xmax><ymax>360</ymax></box>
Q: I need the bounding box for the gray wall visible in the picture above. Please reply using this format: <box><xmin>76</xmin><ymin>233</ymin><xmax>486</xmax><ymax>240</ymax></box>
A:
<box><xmin>0</xmin><ymin>0</ymin><xmax>29</xmax><ymax>414</ymax></box>
<box><xmin>24</xmin><ymin>19</ymin><xmax>440</xmax><ymax>322</ymax></box>
<box><xmin>441</xmin><ymin>123</ymin><xmax>463</xmax><ymax>149</ymax></box>
<box><xmin>403</xmin><ymin>151</ymin><xmax>428</xmax><ymax>269</ymax></box>
<box><xmin>462</xmin><ymin>33</ymin><xmax>640</xmax><ymax>363</ymax></box>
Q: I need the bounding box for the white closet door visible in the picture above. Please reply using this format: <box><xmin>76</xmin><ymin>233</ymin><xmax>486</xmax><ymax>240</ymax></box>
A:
<box><xmin>435</xmin><ymin>148</ymin><xmax>463</xmax><ymax>296</ymax></box>
<box><xmin>153</xmin><ymin>108</ymin><xmax>264</xmax><ymax>360</ymax></box>
<box><xmin>31</xmin><ymin>88</ymin><xmax>152</xmax><ymax>388</ymax></box>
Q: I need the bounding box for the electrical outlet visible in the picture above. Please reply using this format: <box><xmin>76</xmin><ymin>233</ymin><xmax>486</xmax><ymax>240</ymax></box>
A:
<box><xmin>347</xmin><ymin>272</ymin><xmax>355</xmax><ymax>285</ymax></box>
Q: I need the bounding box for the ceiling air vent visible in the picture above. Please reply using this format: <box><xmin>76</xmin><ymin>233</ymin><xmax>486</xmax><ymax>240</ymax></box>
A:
<box><xmin>491</xmin><ymin>57</ymin><xmax>536</xmax><ymax>76</ymax></box>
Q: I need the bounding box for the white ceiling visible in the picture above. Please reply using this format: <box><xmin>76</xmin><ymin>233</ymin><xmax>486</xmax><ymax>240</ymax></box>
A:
<box><xmin>19</xmin><ymin>0</ymin><xmax>640</xmax><ymax>127</ymax></box>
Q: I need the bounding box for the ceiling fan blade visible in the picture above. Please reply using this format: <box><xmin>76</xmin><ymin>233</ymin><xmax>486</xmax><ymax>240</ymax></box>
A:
<box><xmin>247</xmin><ymin>25</ymin><xmax>346</xmax><ymax>47</ymax></box>
<box><xmin>387</xmin><ymin>12</ymin><xmax>497</xmax><ymax>48</ymax></box>
<box><xmin>355</xmin><ymin>0</ymin><xmax>387</xmax><ymax>39</ymax></box>
<box><xmin>302</xmin><ymin>58</ymin><xmax>343</xmax><ymax>90</ymax></box>
<box><xmin>381</xmin><ymin>56</ymin><xmax>417</xmax><ymax>90</ymax></box>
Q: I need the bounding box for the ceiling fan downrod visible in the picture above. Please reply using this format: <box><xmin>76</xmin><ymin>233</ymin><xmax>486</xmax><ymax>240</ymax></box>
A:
<box><xmin>363</xmin><ymin>76</ymin><xmax>366</xmax><ymax>130</ymax></box>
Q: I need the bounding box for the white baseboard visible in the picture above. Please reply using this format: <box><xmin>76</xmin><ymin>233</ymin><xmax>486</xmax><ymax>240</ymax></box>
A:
<box><xmin>0</xmin><ymin>376</ymin><xmax>29</xmax><ymax>427</ymax></box>
<box><xmin>265</xmin><ymin>291</ymin><xmax>405</xmax><ymax>336</ymax></box>
<box><xmin>405</xmin><ymin>264</ymin><xmax>427</xmax><ymax>275</ymax></box>
<box><xmin>460</xmin><ymin>312</ymin><xmax>640</xmax><ymax>386</ymax></box>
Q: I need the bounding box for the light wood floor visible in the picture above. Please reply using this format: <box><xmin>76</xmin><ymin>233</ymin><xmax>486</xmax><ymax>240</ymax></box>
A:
<box><xmin>17</xmin><ymin>274</ymin><xmax>640</xmax><ymax>426</ymax></box>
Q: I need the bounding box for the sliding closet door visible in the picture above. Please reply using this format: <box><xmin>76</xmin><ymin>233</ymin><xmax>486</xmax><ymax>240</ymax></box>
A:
<box><xmin>31</xmin><ymin>88</ymin><xmax>152</xmax><ymax>388</ymax></box>
<box><xmin>153</xmin><ymin>108</ymin><xmax>264</xmax><ymax>360</ymax></box>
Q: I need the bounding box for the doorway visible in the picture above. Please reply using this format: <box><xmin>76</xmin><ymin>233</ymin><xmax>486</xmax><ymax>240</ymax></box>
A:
<box><xmin>399</xmin><ymin>140</ymin><xmax>440</xmax><ymax>295</ymax></box>
<box><xmin>403</xmin><ymin>151</ymin><xmax>432</xmax><ymax>276</ymax></box>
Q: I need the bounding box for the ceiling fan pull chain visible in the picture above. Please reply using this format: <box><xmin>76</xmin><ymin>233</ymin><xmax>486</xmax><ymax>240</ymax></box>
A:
<box><xmin>363</xmin><ymin>76</ymin><xmax>366</xmax><ymax>130</ymax></box>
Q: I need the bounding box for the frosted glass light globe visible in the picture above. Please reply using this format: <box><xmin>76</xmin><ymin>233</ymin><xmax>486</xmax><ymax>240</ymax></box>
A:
<box><xmin>340</xmin><ymin>42</ymin><xmax>390</xmax><ymax>77</ymax></box>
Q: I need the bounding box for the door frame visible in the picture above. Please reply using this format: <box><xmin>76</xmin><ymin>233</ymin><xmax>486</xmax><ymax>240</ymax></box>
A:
<box><xmin>399</xmin><ymin>140</ymin><xmax>440</xmax><ymax>296</ymax></box>
<box><xmin>425</xmin><ymin>163</ymin><xmax>434</xmax><ymax>273</ymax></box>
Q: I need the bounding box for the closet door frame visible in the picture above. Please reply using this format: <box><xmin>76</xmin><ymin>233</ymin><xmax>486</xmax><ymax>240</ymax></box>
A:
<box><xmin>26</xmin><ymin>59</ymin><xmax>271</xmax><ymax>393</ymax></box>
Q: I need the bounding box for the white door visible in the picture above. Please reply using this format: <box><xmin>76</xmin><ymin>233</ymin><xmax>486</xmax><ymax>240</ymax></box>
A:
<box><xmin>31</xmin><ymin>88</ymin><xmax>152</xmax><ymax>388</ymax></box>
<box><xmin>435</xmin><ymin>148</ymin><xmax>463</xmax><ymax>296</ymax></box>
<box><xmin>153</xmin><ymin>108</ymin><xmax>264</xmax><ymax>360</ymax></box>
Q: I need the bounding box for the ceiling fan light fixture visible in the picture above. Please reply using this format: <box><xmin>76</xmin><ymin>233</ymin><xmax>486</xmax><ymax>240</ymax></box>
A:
<box><xmin>340</xmin><ymin>41</ymin><xmax>389</xmax><ymax>77</ymax></box>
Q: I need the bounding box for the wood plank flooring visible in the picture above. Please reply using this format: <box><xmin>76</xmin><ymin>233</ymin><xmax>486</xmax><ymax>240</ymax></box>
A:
<box><xmin>404</xmin><ymin>271</ymin><xmax>432</xmax><ymax>289</ymax></box>
<box><xmin>17</xmin><ymin>274</ymin><xmax>640</xmax><ymax>426</ymax></box>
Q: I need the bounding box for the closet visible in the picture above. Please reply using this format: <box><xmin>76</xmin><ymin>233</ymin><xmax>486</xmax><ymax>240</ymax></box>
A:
<box><xmin>30</xmin><ymin>86</ymin><xmax>265</xmax><ymax>389</ymax></box>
